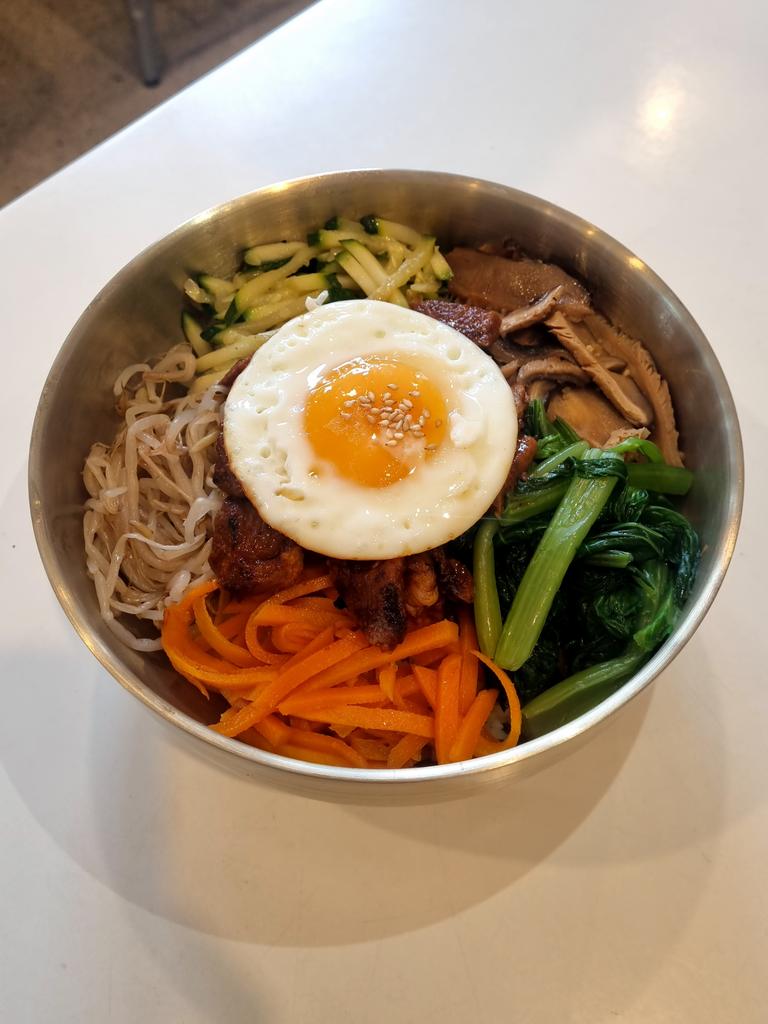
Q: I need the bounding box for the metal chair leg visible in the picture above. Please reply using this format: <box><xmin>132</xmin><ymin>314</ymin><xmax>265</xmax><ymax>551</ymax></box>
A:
<box><xmin>125</xmin><ymin>0</ymin><xmax>163</xmax><ymax>86</ymax></box>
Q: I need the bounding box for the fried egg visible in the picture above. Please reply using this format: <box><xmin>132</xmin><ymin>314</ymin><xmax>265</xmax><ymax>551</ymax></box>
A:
<box><xmin>224</xmin><ymin>299</ymin><xmax>517</xmax><ymax>559</ymax></box>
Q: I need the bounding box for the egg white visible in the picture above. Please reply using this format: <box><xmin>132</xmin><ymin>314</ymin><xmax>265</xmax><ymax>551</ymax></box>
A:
<box><xmin>224</xmin><ymin>299</ymin><xmax>517</xmax><ymax>559</ymax></box>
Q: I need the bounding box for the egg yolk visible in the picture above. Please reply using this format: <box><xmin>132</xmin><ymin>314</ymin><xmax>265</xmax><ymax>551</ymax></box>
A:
<box><xmin>304</xmin><ymin>357</ymin><xmax>448</xmax><ymax>487</ymax></box>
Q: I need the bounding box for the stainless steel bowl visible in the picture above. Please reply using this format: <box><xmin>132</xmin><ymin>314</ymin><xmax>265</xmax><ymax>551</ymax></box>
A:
<box><xmin>28</xmin><ymin>170</ymin><xmax>743</xmax><ymax>801</ymax></box>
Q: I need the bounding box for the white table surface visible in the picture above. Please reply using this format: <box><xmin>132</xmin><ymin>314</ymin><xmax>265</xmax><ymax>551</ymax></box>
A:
<box><xmin>1</xmin><ymin>1</ymin><xmax>766</xmax><ymax>1020</ymax></box>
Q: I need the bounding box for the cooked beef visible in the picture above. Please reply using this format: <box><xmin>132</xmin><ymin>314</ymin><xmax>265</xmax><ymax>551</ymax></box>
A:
<box><xmin>412</xmin><ymin>299</ymin><xmax>501</xmax><ymax>349</ymax></box>
<box><xmin>545</xmin><ymin>313</ymin><xmax>653</xmax><ymax>427</ymax></box>
<box><xmin>430</xmin><ymin>548</ymin><xmax>474</xmax><ymax>604</ymax></box>
<box><xmin>404</xmin><ymin>554</ymin><xmax>440</xmax><ymax>617</ymax></box>
<box><xmin>493</xmin><ymin>434</ymin><xmax>538</xmax><ymax>514</ymax></box>
<box><xmin>446</xmin><ymin>248</ymin><xmax>590</xmax><ymax>318</ymax></box>
<box><xmin>333</xmin><ymin>558</ymin><xmax>407</xmax><ymax>648</ymax></box>
<box><xmin>212</xmin><ymin>433</ymin><xmax>246</xmax><ymax>498</ymax></box>
<box><xmin>510</xmin><ymin>434</ymin><xmax>538</xmax><ymax>489</ymax></box>
<box><xmin>332</xmin><ymin>548</ymin><xmax>473</xmax><ymax>647</ymax></box>
<box><xmin>210</xmin><ymin>497</ymin><xmax>303</xmax><ymax>593</ymax></box>
<box><xmin>583</xmin><ymin>313</ymin><xmax>684</xmax><ymax>466</ymax></box>
<box><xmin>219</xmin><ymin>357</ymin><xmax>253</xmax><ymax>390</ymax></box>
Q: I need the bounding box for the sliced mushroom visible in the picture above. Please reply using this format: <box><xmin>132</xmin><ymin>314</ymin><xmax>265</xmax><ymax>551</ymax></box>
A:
<box><xmin>583</xmin><ymin>313</ymin><xmax>683</xmax><ymax>466</ymax></box>
<box><xmin>516</xmin><ymin>326</ymin><xmax>553</xmax><ymax>347</ymax></box>
<box><xmin>545</xmin><ymin>313</ymin><xmax>653</xmax><ymax>427</ymax></box>
<box><xmin>492</xmin><ymin>326</ymin><xmax>550</xmax><ymax>358</ymax></box>
<box><xmin>493</xmin><ymin>341</ymin><xmax>578</xmax><ymax>378</ymax></box>
<box><xmin>528</xmin><ymin>380</ymin><xmax>556</xmax><ymax>402</ymax></box>
<box><xmin>517</xmin><ymin>356</ymin><xmax>590</xmax><ymax>386</ymax></box>
<box><xmin>500</xmin><ymin>286</ymin><xmax>573</xmax><ymax>335</ymax></box>
<box><xmin>548</xmin><ymin>387</ymin><xmax>634</xmax><ymax>448</ymax></box>
<box><xmin>510</xmin><ymin>382</ymin><xmax>529</xmax><ymax>426</ymax></box>
<box><xmin>595</xmin><ymin>352</ymin><xmax>627</xmax><ymax>373</ymax></box>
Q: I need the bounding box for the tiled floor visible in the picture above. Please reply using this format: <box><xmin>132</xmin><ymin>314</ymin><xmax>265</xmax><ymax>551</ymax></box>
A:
<box><xmin>0</xmin><ymin>0</ymin><xmax>312</xmax><ymax>207</ymax></box>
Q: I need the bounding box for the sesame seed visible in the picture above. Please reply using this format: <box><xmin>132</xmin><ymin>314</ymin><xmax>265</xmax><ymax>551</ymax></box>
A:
<box><xmin>409</xmin><ymin>389</ymin><xmax>420</xmax><ymax>397</ymax></box>
<box><xmin>340</xmin><ymin>411</ymin><xmax>351</xmax><ymax>419</ymax></box>
<box><xmin>402</xmin><ymin>398</ymin><xmax>413</xmax><ymax>410</ymax></box>
<box><xmin>412</xmin><ymin>427</ymin><xmax>424</xmax><ymax>437</ymax></box>
<box><xmin>370</xmin><ymin>407</ymin><xmax>380</xmax><ymax>415</ymax></box>
<box><xmin>422</xmin><ymin>409</ymin><xmax>431</xmax><ymax>419</ymax></box>
<box><xmin>403</xmin><ymin>414</ymin><xmax>412</xmax><ymax>429</ymax></box>
<box><xmin>366</xmin><ymin>414</ymin><xmax>376</xmax><ymax>424</ymax></box>
<box><xmin>343</xmin><ymin>399</ymin><xmax>355</xmax><ymax>408</ymax></box>
<box><xmin>387</xmin><ymin>383</ymin><xmax>398</xmax><ymax>390</ymax></box>
<box><xmin>385</xmin><ymin>439</ymin><xmax>397</xmax><ymax>447</ymax></box>
<box><xmin>368</xmin><ymin>391</ymin><xmax>375</xmax><ymax>401</ymax></box>
<box><xmin>394</xmin><ymin>431</ymin><xmax>404</xmax><ymax>440</ymax></box>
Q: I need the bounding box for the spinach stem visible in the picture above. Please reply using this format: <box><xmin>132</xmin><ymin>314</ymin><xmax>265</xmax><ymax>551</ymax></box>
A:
<box><xmin>473</xmin><ymin>520</ymin><xmax>502</xmax><ymax>657</ymax></box>
<box><xmin>494</xmin><ymin>450</ymin><xmax>620</xmax><ymax>671</ymax></box>
<box><xmin>529</xmin><ymin>440</ymin><xmax>588</xmax><ymax>479</ymax></box>
<box><xmin>521</xmin><ymin>652</ymin><xmax>642</xmax><ymax>738</ymax></box>
<box><xmin>626</xmin><ymin>463</ymin><xmax>693</xmax><ymax>494</ymax></box>
<box><xmin>500</xmin><ymin>480</ymin><xmax>569</xmax><ymax>525</ymax></box>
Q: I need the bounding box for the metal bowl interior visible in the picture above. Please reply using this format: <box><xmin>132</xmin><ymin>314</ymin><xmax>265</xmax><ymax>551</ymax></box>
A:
<box><xmin>28</xmin><ymin>170</ymin><xmax>743</xmax><ymax>802</ymax></box>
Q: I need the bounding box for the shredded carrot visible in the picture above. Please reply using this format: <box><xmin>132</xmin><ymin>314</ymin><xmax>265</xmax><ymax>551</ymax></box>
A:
<box><xmin>283</xmin><ymin>624</ymin><xmax>335</xmax><ymax>668</ymax></box>
<box><xmin>387</xmin><ymin>733</ymin><xmax>429</xmax><ymax>769</ymax></box>
<box><xmin>278</xmin><ymin>684</ymin><xmax>384</xmax><ymax>716</ymax></box>
<box><xmin>212</xmin><ymin>633</ymin><xmax>368</xmax><ymax>737</ymax></box>
<box><xmin>409</xmin><ymin>643</ymin><xmax>460</xmax><ymax>666</ymax></box>
<box><xmin>251</xmin><ymin>601</ymin><xmax>349</xmax><ymax>629</ymax></box>
<box><xmin>277</xmin><ymin>727</ymin><xmax>368</xmax><ymax>768</ymax></box>
<box><xmin>299</xmin><ymin>620</ymin><xmax>459</xmax><ymax>693</ymax></box>
<box><xmin>216</xmin><ymin>611</ymin><xmax>251</xmax><ymax>641</ymax></box>
<box><xmin>193</xmin><ymin>596</ymin><xmax>256</xmax><ymax>667</ymax></box>
<box><xmin>471</xmin><ymin>651</ymin><xmax>522</xmax><ymax>751</ymax></box>
<box><xmin>162</xmin><ymin>575</ymin><xmax>522</xmax><ymax>771</ymax></box>
<box><xmin>449</xmin><ymin>688</ymin><xmax>498</xmax><ymax>762</ymax></box>
<box><xmin>244</xmin><ymin>613</ymin><xmax>288</xmax><ymax>664</ymax></box>
<box><xmin>294</xmin><ymin>705</ymin><xmax>435</xmax><ymax>738</ymax></box>
<box><xmin>348</xmin><ymin>733</ymin><xmax>393</xmax><ymax>763</ymax></box>
<box><xmin>265</xmin><ymin>573</ymin><xmax>335</xmax><ymax>606</ymax></box>
<box><xmin>392</xmin><ymin>673</ymin><xmax>420</xmax><ymax>708</ymax></box>
<box><xmin>458</xmin><ymin>607</ymin><xmax>479</xmax><ymax>714</ymax></box>
<box><xmin>435</xmin><ymin>653</ymin><xmax>462</xmax><ymax>764</ymax></box>
<box><xmin>275</xmin><ymin>743</ymin><xmax>361</xmax><ymax>768</ymax></box>
<box><xmin>271</xmin><ymin>622</ymin><xmax>322</xmax><ymax>652</ymax></box>
<box><xmin>378</xmin><ymin>663</ymin><xmax>397</xmax><ymax>703</ymax></box>
<box><xmin>253</xmin><ymin>714</ymin><xmax>291</xmax><ymax>748</ymax></box>
<box><xmin>412</xmin><ymin>664</ymin><xmax>438</xmax><ymax>709</ymax></box>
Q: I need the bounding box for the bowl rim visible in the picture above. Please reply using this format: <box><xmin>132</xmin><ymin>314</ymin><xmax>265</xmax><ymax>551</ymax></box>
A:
<box><xmin>28</xmin><ymin>167</ymin><xmax>745</xmax><ymax>785</ymax></box>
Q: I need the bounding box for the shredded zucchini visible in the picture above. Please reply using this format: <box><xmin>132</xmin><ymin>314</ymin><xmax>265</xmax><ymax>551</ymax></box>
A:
<box><xmin>181</xmin><ymin>214</ymin><xmax>454</xmax><ymax>385</ymax></box>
